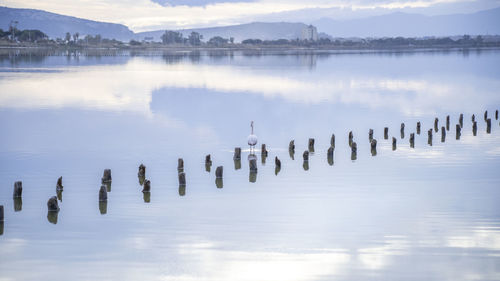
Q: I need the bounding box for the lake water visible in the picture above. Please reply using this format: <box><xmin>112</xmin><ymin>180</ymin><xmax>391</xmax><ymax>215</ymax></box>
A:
<box><xmin>0</xmin><ymin>49</ymin><xmax>500</xmax><ymax>281</ymax></box>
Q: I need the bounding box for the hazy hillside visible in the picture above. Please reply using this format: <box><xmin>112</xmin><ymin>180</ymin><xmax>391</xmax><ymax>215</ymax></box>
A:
<box><xmin>313</xmin><ymin>8</ymin><xmax>500</xmax><ymax>37</ymax></box>
<box><xmin>0</xmin><ymin>6</ymin><xmax>134</xmax><ymax>41</ymax></box>
<box><xmin>137</xmin><ymin>22</ymin><xmax>310</xmax><ymax>42</ymax></box>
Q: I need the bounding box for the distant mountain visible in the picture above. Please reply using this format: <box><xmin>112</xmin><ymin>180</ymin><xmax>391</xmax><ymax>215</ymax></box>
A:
<box><xmin>137</xmin><ymin>22</ymin><xmax>310</xmax><ymax>42</ymax></box>
<box><xmin>313</xmin><ymin>8</ymin><xmax>500</xmax><ymax>37</ymax></box>
<box><xmin>0</xmin><ymin>6</ymin><xmax>134</xmax><ymax>41</ymax></box>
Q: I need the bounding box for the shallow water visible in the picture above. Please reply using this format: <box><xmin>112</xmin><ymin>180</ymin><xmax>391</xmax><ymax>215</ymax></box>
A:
<box><xmin>0</xmin><ymin>49</ymin><xmax>500</xmax><ymax>281</ymax></box>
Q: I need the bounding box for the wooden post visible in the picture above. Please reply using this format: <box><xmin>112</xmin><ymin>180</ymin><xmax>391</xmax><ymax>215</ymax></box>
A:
<box><xmin>177</xmin><ymin>158</ymin><xmax>184</xmax><ymax>171</ymax></box>
<box><xmin>351</xmin><ymin>142</ymin><xmax>357</xmax><ymax>160</ymax></box>
<box><xmin>178</xmin><ymin>172</ymin><xmax>186</xmax><ymax>186</ymax></box>
<box><xmin>330</xmin><ymin>134</ymin><xmax>336</xmax><ymax>147</ymax></box>
<box><xmin>47</xmin><ymin>196</ymin><xmax>59</xmax><ymax>212</ymax></box>
<box><xmin>142</xmin><ymin>180</ymin><xmax>151</xmax><ymax>193</ymax></box>
<box><xmin>308</xmin><ymin>138</ymin><xmax>315</xmax><ymax>152</ymax></box>
<box><xmin>441</xmin><ymin>126</ymin><xmax>446</xmax><ymax>142</ymax></box>
<box><xmin>486</xmin><ymin>118</ymin><xmax>491</xmax><ymax>134</ymax></box>
<box><xmin>216</xmin><ymin>166</ymin><xmax>223</xmax><ymax>178</ymax></box>
<box><xmin>392</xmin><ymin>137</ymin><xmax>397</xmax><ymax>151</ymax></box>
<box><xmin>446</xmin><ymin>115</ymin><xmax>450</xmax><ymax>131</ymax></box>
<box><xmin>233</xmin><ymin>148</ymin><xmax>241</xmax><ymax>160</ymax></box>
<box><xmin>138</xmin><ymin>164</ymin><xmax>146</xmax><ymax>178</ymax></box>
<box><xmin>416</xmin><ymin>122</ymin><xmax>421</xmax><ymax>135</ymax></box>
<box><xmin>249</xmin><ymin>159</ymin><xmax>258</xmax><ymax>172</ymax></box>
<box><xmin>473</xmin><ymin>121</ymin><xmax>477</xmax><ymax>136</ymax></box>
<box><xmin>99</xmin><ymin>185</ymin><xmax>108</xmax><ymax>201</ymax></box>
<box><xmin>410</xmin><ymin>133</ymin><xmax>415</xmax><ymax>148</ymax></box>
<box><xmin>348</xmin><ymin>131</ymin><xmax>353</xmax><ymax>147</ymax></box>
<box><xmin>400</xmin><ymin>123</ymin><xmax>405</xmax><ymax>139</ymax></box>
<box><xmin>428</xmin><ymin>129</ymin><xmax>433</xmax><ymax>146</ymax></box>
<box><xmin>434</xmin><ymin>118</ymin><xmax>439</xmax><ymax>132</ymax></box>
<box><xmin>370</xmin><ymin>139</ymin><xmax>377</xmax><ymax>156</ymax></box>
<box><xmin>261</xmin><ymin>144</ymin><xmax>268</xmax><ymax>156</ymax></box>
<box><xmin>368</xmin><ymin>129</ymin><xmax>373</xmax><ymax>141</ymax></box>
<box><xmin>484</xmin><ymin>110</ymin><xmax>488</xmax><ymax>121</ymax></box>
<box><xmin>0</xmin><ymin>205</ymin><xmax>4</xmax><ymax>222</ymax></box>
<box><xmin>13</xmin><ymin>181</ymin><xmax>22</xmax><ymax>198</ymax></box>
<box><xmin>456</xmin><ymin>124</ymin><xmax>461</xmax><ymax>140</ymax></box>
<box><xmin>472</xmin><ymin>114</ymin><xmax>475</xmax><ymax>123</ymax></box>
<box><xmin>102</xmin><ymin>169</ymin><xmax>112</xmax><ymax>183</ymax></box>
<box><xmin>459</xmin><ymin>114</ymin><xmax>464</xmax><ymax>128</ymax></box>
<box><xmin>496</xmin><ymin>110</ymin><xmax>498</xmax><ymax>120</ymax></box>
<box><xmin>303</xmin><ymin>150</ymin><xmax>309</xmax><ymax>161</ymax></box>
<box><xmin>56</xmin><ymin>176</ymin><xmax>63</xmax><ymax>191</ymax></box>
<box><xmin>275</xmin><ymin>157</ymin><xmax>281</xmax><ymax>175</ymax></box>
<box><xmin>384</xmin><ymin>127</ymin><xmax>389</xmax><ymax>139</ymax></box>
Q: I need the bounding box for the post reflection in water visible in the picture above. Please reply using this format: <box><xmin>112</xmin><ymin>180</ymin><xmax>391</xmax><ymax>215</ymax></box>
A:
<box><xmin>57</xmin><ymin>190</ymin><xmax>63</xmax><ymax>201</ymax></box>
<box><xmin>143</xmin><ymin>192</ymin><xmax>151</xmax><ymax>203</ymax></box>
<box><xmin>47</xmin><ymin>211</ymin><xmax>58</xmax><ymax>224</ymax></box>
<box><xmin>0</xmin><ymin>50</ymin><xmax>499</xmax><ymax>281</ymax></box>
<box><xmin>179</xmin><ymin>184</ymin><xmax>186</xmax><ymax>195</ymax></box>
<box><xmin>13</xmin><ymin>197</ymin><xmax>22</xmax><ymax>212</ymax></box>
<box><xmin>99</xmin><ymin>201</ymin><xmax>107</xmax><ymax>215</ymax></box>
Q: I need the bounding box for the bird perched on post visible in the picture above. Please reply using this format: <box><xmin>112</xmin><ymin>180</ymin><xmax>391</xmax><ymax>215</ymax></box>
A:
<box><xmin>248</xmin><ymin>121</ymin><xmax>258</xmax><ymax>153</ymax></box>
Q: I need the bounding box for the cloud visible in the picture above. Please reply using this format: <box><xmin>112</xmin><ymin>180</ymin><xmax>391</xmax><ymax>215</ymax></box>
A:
<box><xmin>0</xmin><ymin>0</ymin><xmax>490</xmax><ymax>31</ymax></box>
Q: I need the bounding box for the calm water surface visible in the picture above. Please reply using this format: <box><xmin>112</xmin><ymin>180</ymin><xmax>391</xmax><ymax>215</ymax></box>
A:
<box><xmin>0</xmin><ymin>50</ymin><xmax>500</xmax><ymax>281</ymax></box>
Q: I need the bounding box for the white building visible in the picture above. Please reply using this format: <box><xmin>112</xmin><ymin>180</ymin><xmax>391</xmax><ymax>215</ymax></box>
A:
<box><xmin>301</xmin><ymin>25</ymin><xmax>318</xmax><ymax>41</ymax></box>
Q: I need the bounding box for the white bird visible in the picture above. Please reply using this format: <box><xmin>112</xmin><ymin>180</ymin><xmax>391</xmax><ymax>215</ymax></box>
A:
<box><xmin>247</xmin><ymin>121</ymin><xmax>258</xmax><ymax>152</ymax></box>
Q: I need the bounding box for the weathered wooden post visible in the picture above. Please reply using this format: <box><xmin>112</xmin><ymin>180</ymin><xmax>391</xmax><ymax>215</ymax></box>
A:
<box><xmin>249</xmin><ymin>158</ymin><xmax>258</xmax><ymax>172</ymax></box>
<box><xmin>47</xmin><ymin>196</ymin><xmax>59</xmax><ymax>212</ymax></box>
<box><xmin>384</xmin><ymin>127</ymin><xmax>389</xmax><ymax>139</ymax></box>
<box><xmin>409</xmin><ymin>133</ymin><xmax>415</xmax><ymax>148</ymax></box>
<box><xmin>486</xmin><ymin>118</ymin><xmax>492</xmax><ymax>134</ymax></box>
<box><xmin>472</xmin><ymin>114</ymin><xmax>475</xmax><ymax>123</ymax></box>
<box><xmin>0</xmin><ymin>205</ymin><xmax>4</xmax><ymax>222</ymax></box>
<box><xmin>102</xmin><ymin>169</ymin><xmax>112</xmax><ymax>183</ymax></box>
<box><xmin>233</xmin><ymin>148</ymin><xmax>241</xmax><ymax>160</ymax></box>
<box><xmin>303</xmin><ymin>150</ymin><xmax>309</xmax><ymax>162</ymax></box>
<box><xmin>368</xmin><ymin>129</ymin><xmax>374</xmax><ymax>141</ymax></box>
<box><xmin>473</xmin><ymin>121</ymin><xmax>478</xmax><ymax>136</ymax></box>
<box><xmin>56</xmin><ymin>176</ymin><xmax>63</xmax><ymax>191</ymax></box>
<box><xmin>177</xmin><ymin>158</ymin><xmax>184</xmax><ymax>171</ymax></box>
<box><xmin>459</xmin><ymin>114</ymin><xmax>464</xmax><ymax>128</ymax></box>
<box><xmin>308</xmin><ymin>138</ymin><xmax>315</xmax><ymax>152</ymax></box>
<box><xmin>446</xmin><ymin>115</ymin><xmax>450</xmax><ymax>131</ymax></box>
<box><xmin>138</xmin><ymin>164</ymin><xmax>146</xmax><ymax>185</ymax></box>
<box><xmin>330</xmin><ymin>134</ymin><xmax>336</xmax><ymax>147</ymax></box>
<box><xmin>392</xmin><ymin>137</ymin><xmax>397</xmax><ymax>151</ymax></box>
<box><xmin>348</xmin><ymin>131</ymin><xmax>353</xmax><ymax>147</ymax></box>
<box><xmin>327</xmin><ymin>147</ymin><xmax>334</xmax><ymax>166</ymax></box>
<box><xmin>400</xmin><ymin>123</ymin><xmax>405</xmax><ymax>139</ymax></box>
<box><xmin>206</xmin><ymin>154</ymin><xmax>212</xmax><ymax>172</ymax></box>
<box><xmin>416</xmin><ymin>122</ymin><xmax>421</xmax><ymax>135</ymax></box>
<box><xmin>216</xmin><ymin>166</ymin><xmax>223</xmax><ymax>178</ymax></box>
<box><xmin>289</xmin><ymin>140</ymin><xmax>295</xmax><ymax>160</ymax></box>
<box><xmin>456</xmin><ymin>124</ymin><xmax>461</xmax><ymax>140</ymax></box>
<box><xmin>215</xmin><ymin>176</ymin><xmax>223</xmax><ymax>188</ymax></box>
<box><xmin>370</xmin><ymin>139</ymin><xmax>377</xmax><ymax>156</ymax></box>
<box><xmin>496</xmin><ymin>110</ymin><xmax>498</xmax><ymax>120</ymax></box>
<box><xmin>428</xmin><ymin>129</ymin><xmax>433</xmax><ymax>146</ymax></box>
<box><xmin>57</xmin><ymin>189</ymin><xmax>63</xmax><ymax>202</ymax></box>
<box><xmin>275</xmin><ymin>157</ymin><xmax>281</xmax><ymax>175</ymax></box>
<box><xmin>484</xmin><ymin>110</ymin><xmax>488</xmax><ymax>121</ymax></box>
<box><xmin>142</xmin><ymin>179</ymin><xmax>151</xmax><ymax>193</ymax></box>
<box><xmin>178</xmin><ymin>172</ymin><xmax>186</xmax><ymax>186</ymax></box>
<box><xmin>99</xmin><ymin>185</ymin><xmax>108</xmax><ymax>201</ymax></box>
<box><xmin>441</xmin><ymin>126</ymin><xmax>446</xmax><ymax>142</ymax></box>
<box><xmin>234</xmin><ymin>158</ymin><xmax>241</xmax><ymax>170</ymax></box>
<box><xmin>351</xmin><ymin>142</ymin><xmax>357</xmax><ymax>161</ymax></box>
<box><xmin>138</xmin><ymin>164</ymin><xmax>146</xmax><ymax>178</ymax></box>
<box><xmin>13</xmin><ymin>181</ymin><xmax>22</xmax><ymax>198</ymax></box>
<box><xmin>261</xmin><ymin>144</ymin><xmax>268</xmax><ymax>156</ymax></box>
<box><xmin>434</xmin><ymin>118</ymin><xmax>439</xmax><ymax>132</ymax></box>
<box><xmin>261</xmin><ymin>144</ymin><xmax>268</xmax><ymax>164</ymax></box>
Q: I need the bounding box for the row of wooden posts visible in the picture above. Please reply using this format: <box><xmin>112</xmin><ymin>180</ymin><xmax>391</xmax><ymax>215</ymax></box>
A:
<box><xmin>0</xmin><ymin>109</ymin><xmax>498</xmax><ymax>228</ymax></box>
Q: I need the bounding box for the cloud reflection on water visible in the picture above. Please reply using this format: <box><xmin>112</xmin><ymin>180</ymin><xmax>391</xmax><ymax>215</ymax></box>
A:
<box><xmin>1</xmin><ymin>57</ymin><xmax>499</xmax><ymax>117</ymax></box>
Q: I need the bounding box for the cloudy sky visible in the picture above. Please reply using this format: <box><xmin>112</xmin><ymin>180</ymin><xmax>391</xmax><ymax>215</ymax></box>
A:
<box><xmin>1</xmin><ymin>0</ymin><xmax>499</xmax><ymax>32</ymax></box>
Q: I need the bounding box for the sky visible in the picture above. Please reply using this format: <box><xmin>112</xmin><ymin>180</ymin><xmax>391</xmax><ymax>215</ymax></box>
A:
<box><xmin>0</xmin><ymin>0</ymin><xmax>499</xmax><ymax>32</ymax></box>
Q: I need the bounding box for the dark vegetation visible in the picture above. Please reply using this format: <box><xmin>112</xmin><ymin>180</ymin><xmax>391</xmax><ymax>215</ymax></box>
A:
<box><xmin>1</xmin><ymin>27</ymin><xmax>499</xmax><ymax>50</ymax></box>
